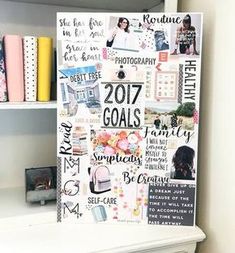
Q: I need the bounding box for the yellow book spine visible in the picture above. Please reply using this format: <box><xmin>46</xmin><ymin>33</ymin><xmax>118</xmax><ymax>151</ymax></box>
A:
<box><xmin>37</xmin><ymin>37</ymin><xmax>53</xmax><ymax>102</ymax></box>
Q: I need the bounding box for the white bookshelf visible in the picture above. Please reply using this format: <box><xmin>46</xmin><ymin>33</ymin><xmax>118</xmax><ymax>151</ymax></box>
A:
<box><xmin>0</xmin><ymin>0</ymin><xmax>62</xmax><ymax>228</ymax></box>
<box><xmin>1</xmin><ymin>223</ymin><xmax>205</xmax><ymax>253</ymax></box>
<box><xmin>0</xmin><ymin>101</ymin><xmax>57</xmax><ymax>109</ymax></box>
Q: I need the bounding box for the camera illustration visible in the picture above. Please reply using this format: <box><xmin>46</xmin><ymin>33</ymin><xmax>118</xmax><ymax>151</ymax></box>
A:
<box><xmin>106</xmin><ymin>65</ymin><xmax>136</xmax><ymax>82</ymax></box>
<box><xmin>102</xmin><ymin>63</ymin><xmax>145</xmax><ymax>82</ymax></box>
<box><xmin>116</xmin><ymin>65</ymin><xmax>126</xmax><ymax>80</ymax></box>
<box><xmin>25</xmin><ymin>166</ymin><xmax>57</xmax><ymax>205</ymax></box>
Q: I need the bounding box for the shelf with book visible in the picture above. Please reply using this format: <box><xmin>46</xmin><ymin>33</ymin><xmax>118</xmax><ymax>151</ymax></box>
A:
<box><xmin>0</xmin><ymin>101</ymin><xmax>57</xmax><ymax>109</ymax></box>
<box><xmin>0</xmin><ymin>0</ymin><xmax>81</xmax><ymax>230</ymax></box>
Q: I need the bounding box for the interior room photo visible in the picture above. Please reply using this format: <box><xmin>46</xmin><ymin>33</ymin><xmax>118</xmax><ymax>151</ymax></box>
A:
<box><xmin>0</xmin><ymin>0</ymin><xmax>234</xmax><ymax>252</ymax></box>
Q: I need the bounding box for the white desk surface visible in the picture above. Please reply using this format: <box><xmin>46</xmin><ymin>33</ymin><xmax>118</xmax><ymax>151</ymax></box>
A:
<box><xmin>0</xmin><ymin>223</ymin><xmax>205</xmax><ymax>253</ymax></box>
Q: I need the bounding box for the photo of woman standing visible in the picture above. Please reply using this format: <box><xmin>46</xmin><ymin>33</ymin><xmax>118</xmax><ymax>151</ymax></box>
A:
<box><xmin>107</xmin><ymin>17</ymin><xmax>131</xmax><ymax>49</ymax></box>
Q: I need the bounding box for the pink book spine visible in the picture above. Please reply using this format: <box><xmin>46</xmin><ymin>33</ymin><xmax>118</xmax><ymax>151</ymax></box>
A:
<box><xmin>4</xmin><ymin>35</ymin><xmax>24</xmax><ymax>102</ymax></box>
<box><xmin>0</xmin><ymin>40</ymin><xmax>7</xmax><ymax>102</ymax></box>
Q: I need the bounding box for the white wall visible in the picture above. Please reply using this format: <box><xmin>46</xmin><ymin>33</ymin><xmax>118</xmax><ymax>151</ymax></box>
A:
<box><xmin>179</xmin><ymin>0</ymin><xmax>235</xmax><ymax>253</ymax></box>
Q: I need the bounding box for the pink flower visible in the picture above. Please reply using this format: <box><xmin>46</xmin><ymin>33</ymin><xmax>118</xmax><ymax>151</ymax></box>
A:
<box><xmin>98</xmin><ymin>131</ymin><xmax>111</xmax><ymax>144</ymax></box>
<box><xmin>104</xmin><ymin>145</ymin><xmax>115</xmax><ymax>155</ymax></box>
<box><xmin>119</xmin><ymin>131</ymin><xmax>127</xmax><ymax>139</ymax></box>
<box><xmin>117</xmin><ymin>138</ymin><xmax>129</xmax><ymax>151</ymax></box>
<box><xmin>134</xmin><ymin>131</ymin><xmax>142</xmax><ymax>141</ymax></box>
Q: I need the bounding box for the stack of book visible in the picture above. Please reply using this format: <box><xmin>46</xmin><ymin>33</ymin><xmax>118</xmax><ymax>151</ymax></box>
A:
<box><xmin>0</xmin><ymin>35</ymin><xmax>53</xmax><ymax>102</ymax></box>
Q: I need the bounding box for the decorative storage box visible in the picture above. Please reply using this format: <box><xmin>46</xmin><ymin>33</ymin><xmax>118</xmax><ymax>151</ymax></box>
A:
<box><xmin>25</xmin><ymin>166</ymin><xmax>57</xmax><ymax>205</ymax></box>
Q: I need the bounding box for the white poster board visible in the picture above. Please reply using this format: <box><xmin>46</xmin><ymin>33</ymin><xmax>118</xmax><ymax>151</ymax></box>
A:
<box><xmin>57</xmin><ymin>13</ymin><xmax>202</xmax><ymax>226</ymax></box>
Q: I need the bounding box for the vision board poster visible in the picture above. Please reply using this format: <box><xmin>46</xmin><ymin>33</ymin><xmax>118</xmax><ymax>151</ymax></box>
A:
<box><xmin>57</xmin><ymin>13</ymin><xmax>202</xmax><ymax>226</ymax></box>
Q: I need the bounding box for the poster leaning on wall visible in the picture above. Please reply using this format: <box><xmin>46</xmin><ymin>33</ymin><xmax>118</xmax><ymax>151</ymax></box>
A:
<box><xmin>57</xmin><ymin>12</ymin><xmax>203</xmax><ymax>226</ymax></box>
